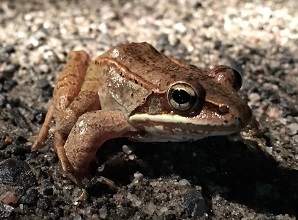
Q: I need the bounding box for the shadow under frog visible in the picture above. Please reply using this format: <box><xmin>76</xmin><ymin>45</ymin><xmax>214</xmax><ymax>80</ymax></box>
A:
<box><xmin>93</xmin><ymin>136</ymin><xmax>298</xmax><ymax>216</ymax></box>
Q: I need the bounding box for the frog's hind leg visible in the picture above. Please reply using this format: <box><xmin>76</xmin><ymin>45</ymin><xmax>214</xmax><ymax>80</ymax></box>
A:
<box><xmin>32</xmin><ymin>51</ymin><xmax>91</xmax><ymax>151</ymax></box>
<box><xmin>54</xmin><ymin>131</ymin><xmax>81</xmax><ymax>182</ymax></box>
<box><xmin>32</xmin><ymin>101</ymin><xmax>55</xmax><ymax>150</ymax></box>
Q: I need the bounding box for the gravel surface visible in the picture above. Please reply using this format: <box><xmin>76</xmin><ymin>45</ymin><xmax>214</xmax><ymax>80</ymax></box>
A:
<box><xmin>0</xmin><ymin>0</ymin><xmax>298</xmax><ymax>219</ymax></box>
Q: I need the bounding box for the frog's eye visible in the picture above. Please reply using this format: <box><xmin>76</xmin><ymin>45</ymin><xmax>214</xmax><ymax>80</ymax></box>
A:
<box><xmin>167</xmin><ymin>82</ymin><xmax>204</xmax><ymax>112</ymax></box>
<box><xmin>208</xmin><ymin>65</ymin><xmax>243</xmax><ymax>91</ymax></box>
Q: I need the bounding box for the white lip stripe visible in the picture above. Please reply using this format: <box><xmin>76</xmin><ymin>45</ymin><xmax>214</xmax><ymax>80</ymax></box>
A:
<box><xmin>130</xmin><ymin>129</ymin><xmax>236</xmax><ymax>142</ymax></box>
<box><xmin>129</xmin><ymin>113</ymin><xmax>240</xmax><ymax>127</ymax></box>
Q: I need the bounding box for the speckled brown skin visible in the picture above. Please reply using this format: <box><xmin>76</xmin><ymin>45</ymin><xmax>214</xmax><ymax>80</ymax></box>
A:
<box><xmin>32</xmin><ymin>42</ymin><xmax>253</xmax><ymax>183</ymax></box>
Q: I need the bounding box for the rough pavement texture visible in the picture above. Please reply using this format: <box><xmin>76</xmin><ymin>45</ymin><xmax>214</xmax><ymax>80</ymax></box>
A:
<box><xmin>0</xmin><ymin>0</ymin><xmax>297</xmax><ymax>219</ymax></box>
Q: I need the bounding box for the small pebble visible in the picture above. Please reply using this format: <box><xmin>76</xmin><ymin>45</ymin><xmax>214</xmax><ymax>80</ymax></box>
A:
<box><xmin>72</xmin><ymin>213</ymin><xmax>82</xmax><ymax>220</ymax></box>
<box><xmin>20</xmin><ymin>189</ymin><xmax>38</xmax><ymax>206</ymax></box>
<box><xmin>0</xmin><ymin>94</ymin><xmax>7</xmax><ymax>107</ymax></box>
<box><xmin>4</xmin><ymin>45</ymin><xmax>16</xmax><ymax>53</ymax></box>
<box><xmin>0</xmin><ymin>191</ymin><xmax>19</xmax><ymax>205</ymax></box>
<box><xmin>0</xmin><ymin>159</ymin><xmax>36</xmax><ymax>191</ymax></box>
<box><xmin>0</xmin><ymin>204</ymin><xmax>14</xmax><ymax>219</ymax></box>
<box><xmin>99</xmin><ymin>206</ymin><xmax>107</xmax><ymax>219</ymax></box>
<box><xmin>37</xmin><ymin>197</ymin><xmax>51</xmax><ymax>210</ymax></box>
<box><xmin>293</xmin><ymin>135</ymin><xmax>298</xmax><ymax>143</ymax></box>
<box><xmin>160</xmin><ymin>207</ymin><xmax>168</xmax><ymax>213</ymax></box>
<box><xmin>267</xmin><ymin>107</ymin><xmax>282</xmax><ymax>119</ymax></box>
<box><xmin>36</xmin><ymin>78</ymin><xmax>50</xmax><ymax>89</ymax></box>
<box><xmin>182</xmin><ymin>189</ymin><xmax>210</xmax><ymax>217</ymax></box>
<box><xmin>122</xmin><ymin>145</ymin><xmax>134</xmax><ymax>155</ymax></box>
<box><xmin>249</xmin><ymin>93</ymin><xmax>261</xmax><ymax>103</ymax></box>
<box><xmin>3</xmin><ymin>64</ymin><xmax>19</xmax><ymax>76</ymax></box>
<box><xmin>146</xmin><ymin>202</ymin><xmax>156</xmax><ymax>215</ymax></box>
<box><xmin>178</xmin><ymin>179</ymin><xmax>190</xmax><ymax>186</ymax></box>
<box><xmin>2</xmin><ymin>80</ymin><xmax>17</xmax><ymax>91</ymax></box>
<box><xmin>133</xmin><ymin>172</ymin><xmax>144</xmax><ymax>182</ymax></box>
<box><xmin>288</xmin><ymin>123</ymin><xmax>298</xmax><ymax>135</ymax></box>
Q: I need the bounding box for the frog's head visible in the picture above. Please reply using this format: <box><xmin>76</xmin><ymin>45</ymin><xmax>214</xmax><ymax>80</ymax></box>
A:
<box><xmin>129</xmin><ymin>65</ymin><xmax>252</xmax><ymax>142</ymax></box>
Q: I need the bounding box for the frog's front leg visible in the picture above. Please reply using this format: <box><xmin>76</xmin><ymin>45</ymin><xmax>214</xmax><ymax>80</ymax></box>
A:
<box><xmin>61</xmin><ymin>110</ymin><xmax>137</xmax><ymax>177</ymax></box>
<box><xmin>240</xmin><ymin>116</ymin><xmax>272</xmax><ymax>156</ymax></box>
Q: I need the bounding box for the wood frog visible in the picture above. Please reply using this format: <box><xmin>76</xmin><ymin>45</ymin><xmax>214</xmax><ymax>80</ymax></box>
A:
<box><xmin>32</xmin><ymin>42</ymin><xmax>266</xmax><ymax>190</ymax></box>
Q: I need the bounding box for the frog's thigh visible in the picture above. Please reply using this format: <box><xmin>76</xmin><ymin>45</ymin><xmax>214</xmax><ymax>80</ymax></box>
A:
<box><xmin>55</xmin><ymin>60</ymin><xmax>101</xmax><ymax>134</ymax></box>
<box><xmin>54</xmin><ymin>50</ymin><xmax>91</xmax><ymax>110</ymax></box>
<box><xmin>63</xmin><ymin>110</ymin><xmax>136</xmax><ymax>174</ymax></box>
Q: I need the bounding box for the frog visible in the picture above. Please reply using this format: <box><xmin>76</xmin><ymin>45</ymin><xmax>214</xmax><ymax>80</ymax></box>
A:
<box><xmin>32</xmin><ymin>42</ymin><xmax>268</xmax><ymax>194</ymax></box>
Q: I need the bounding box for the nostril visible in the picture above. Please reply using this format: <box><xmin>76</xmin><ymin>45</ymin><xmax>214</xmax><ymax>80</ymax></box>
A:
<box><xmin>235</xmin><ymin>117</ymin><xmax>242</xmax><ymax>123</ymax></box>
<box><xmin>235</xmin><ymin>117</ymin><xmax>246</xmax><ymax>127</ymax></box>
<box><xmin>218</xmin><ymin>105</ymin><xmax>229</xmax><ymax>114</ymax></box>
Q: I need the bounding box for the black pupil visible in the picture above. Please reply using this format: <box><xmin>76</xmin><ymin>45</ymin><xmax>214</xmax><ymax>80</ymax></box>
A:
<box><xmin>172</xmin><ymin>89</ymin><xmax>191</xmax><ymax>104</ymax></box>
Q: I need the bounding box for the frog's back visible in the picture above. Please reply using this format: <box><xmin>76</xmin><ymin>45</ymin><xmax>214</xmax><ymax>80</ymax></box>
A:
<box><xmin>99</xmin><ymin>42</ymin><xmax>203</xmax><ymax>92</ymax></box>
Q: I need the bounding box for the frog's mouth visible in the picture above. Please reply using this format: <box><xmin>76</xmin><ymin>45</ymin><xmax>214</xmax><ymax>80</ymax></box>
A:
<box><xmin>129</xmin><ymin>112</ymin><xmax>249</xmax><ymax>142</ymax></box>
<box><xmin>130</xmin><ymin>113</ymin><xmax>244</xmax><ymax>131</ymax></box>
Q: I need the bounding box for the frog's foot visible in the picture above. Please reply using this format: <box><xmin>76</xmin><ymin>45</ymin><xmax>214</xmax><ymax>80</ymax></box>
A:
<box><xmin>58</xmin><ymin>158</ymin><xmax>89</xmax><ymax>201</ymax></box>
<box><xmin>239</xmin><ymin>122</ymin><xmax>273</xmax><ymax>157</ymax></box>
<box><xmin>240</xmin><ymin>133</ymin><xmax>273</xmax><ymax>156</ymax></box>
<box><xmin>238</xmin><ymin>116</ymin><xmax>273</xmax><ymax>157</ymax></box>
<box><xmin>54</xmin><ymin>131</ymin><xmax>88</xmax><ymax>200</ymax></box>
<box><xmin>59</xmin><ymin>164</ymin><xmax>88</xmax><ymax>201</ymax></box>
